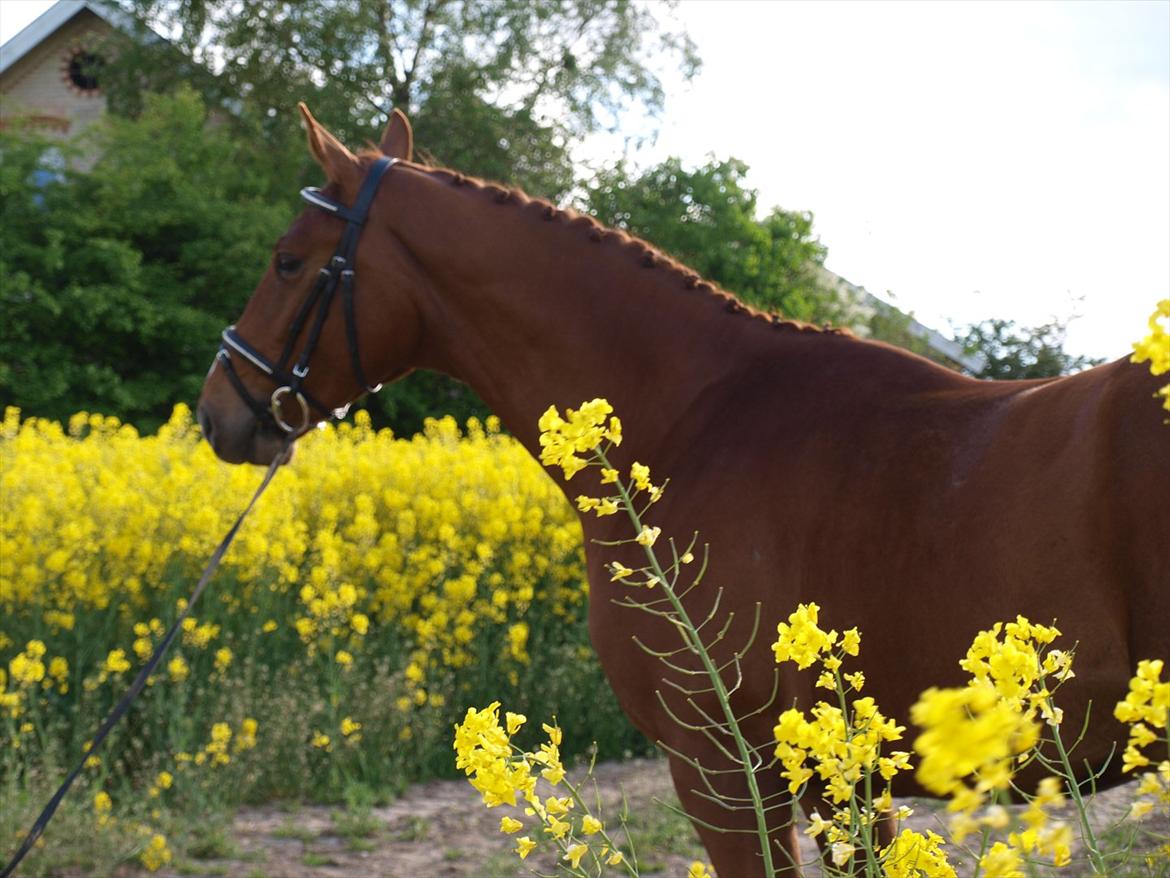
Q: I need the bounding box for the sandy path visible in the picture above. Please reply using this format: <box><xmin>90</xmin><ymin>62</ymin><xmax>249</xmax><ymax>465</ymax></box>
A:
<box><xmin>172</xmin><ymin>759</ymin><xmax>1163</xmax><ymax>878</ymax></box>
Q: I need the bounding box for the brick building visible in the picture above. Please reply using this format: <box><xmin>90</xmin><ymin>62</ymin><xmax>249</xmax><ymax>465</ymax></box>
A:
<box><xmin>0</xmin><ymin>1</ymin><xmax>137</xmax><ymax>162</ymax></box>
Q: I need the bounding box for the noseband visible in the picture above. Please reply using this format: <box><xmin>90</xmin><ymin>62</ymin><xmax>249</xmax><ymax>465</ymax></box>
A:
<box><xmin>216</xmin><ymin>156</ymin><xmax>395</xmax><ymax>433</ymax></box>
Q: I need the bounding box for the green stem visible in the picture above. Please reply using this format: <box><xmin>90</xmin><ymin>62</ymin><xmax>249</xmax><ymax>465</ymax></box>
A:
<box><xmin>1045</xmin><ymin>700</ymin><xmax>1107</xmax><ymax>875</ymax></box>
<box><xmin>599</xmin><ymin>448</ymin><xmax>778</xmax><ymax>877</ymax></box>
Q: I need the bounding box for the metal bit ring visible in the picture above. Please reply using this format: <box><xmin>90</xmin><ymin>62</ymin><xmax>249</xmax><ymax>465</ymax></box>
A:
<box><xmin>270</xmin><ymin>386</ymin><xmax>311</xmax><ymax>434</ymax></box>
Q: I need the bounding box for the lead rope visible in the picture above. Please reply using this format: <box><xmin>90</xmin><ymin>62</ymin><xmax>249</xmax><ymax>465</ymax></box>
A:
<box><xmin>1</xmin><ymin>438</ymin><xmax>291</xmax><ymax>878</ymax></box>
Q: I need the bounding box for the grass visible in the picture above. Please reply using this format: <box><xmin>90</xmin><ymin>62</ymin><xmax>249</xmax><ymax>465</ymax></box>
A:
<box><xmin>621</xmin><ymin>793</ymin><xmax>706</xmax><ymax>872</ymax></box>
<box><xmin>392</xmin><ymin>815</ymin><xmax>432</xmax><ymax>842</ymax></box>
<box><xmin>331</xmin><ymin>806</ymin><xmax>381</xmax><ymax>841</ymax></box>
<box><xmin>272</xmin><ymin>818</ymin><xmax>315</xmax><ymax>843</ymax></box>
<box><xmin>300</xmin><ymin>851</ymin><xmax>341</xmax><ymax>866</ymax></box>
<box><xmin>185</xmin><ymin>823</ymin><xmax>239</xmax><ymax>860</ymax></box>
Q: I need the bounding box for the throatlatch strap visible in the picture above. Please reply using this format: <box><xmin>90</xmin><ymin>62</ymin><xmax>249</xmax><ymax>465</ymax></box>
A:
<box><xmin>0</xmin><ymin>446</ymin><xmax>289</xmax><ymax>878</ymax></box>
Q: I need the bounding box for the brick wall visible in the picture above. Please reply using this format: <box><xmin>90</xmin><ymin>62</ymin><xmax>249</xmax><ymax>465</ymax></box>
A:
<box><xmin>1</xmin><ymin>9</ymin><xmax>117</xmax><ymax>165</ymax></box>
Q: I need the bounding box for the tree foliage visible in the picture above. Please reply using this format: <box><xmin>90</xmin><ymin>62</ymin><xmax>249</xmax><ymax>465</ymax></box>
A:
<box><xmin>111</xmin><ymin>0</ymin><xmax>699</xmax><ymax>199</ymax></box>
<box><xmin>585</xmin><ymin>157</ymin><xmax>847</xmax><ymax>325</ymax></box>
<box><xmin>0</xmin><ymin>89</ymin><xmax>290</xmax><ymax>430</ymax></box>
<box><xmin>958</xmin><ymin>317</ymin><xmax>1102</xmax><ymax>380</ymax></box>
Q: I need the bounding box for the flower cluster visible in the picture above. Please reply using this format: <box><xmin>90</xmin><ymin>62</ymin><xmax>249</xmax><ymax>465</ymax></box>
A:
<box><xmin>1114</xmin><ymin>659</ymin><xmax>1170</xmax><ymax>823</ymax></box>
<box><xmin>1131</xmin><ymin>298</ymin><xmax>1170</xmax><ymax>412</ymax></box>
<box><xmin>1</xmin><ymin>404</ymin><xmax>594</xmax><ymax>822</ymax></box>
<box><xmin>911</xmin><ymin>684</ymin><xmax>1039</xmax><ymax>810</ymax></box>
<box><xmin>454</xmin><ymin>702</ymin><xmax>627</xmax><ymax>871</ymax></box>
<box><xmin>771</xmin><ymin>603</ymin><xmax>921</xmax><ymax>870</ymax></box>
<box><xmin>913</xmin><ymin>617</ymin><xmax>1082</xmax><ymax>872</ymax></box>
<box><xmin>139</xmin><ymin>833</ymin><xmax>172</xmax><ymax>872</ymax></box>
<box><xmin>960</xmin><ymin>616</ymin><xmax>1072</xmax><ymax>722</ymax></box>
<box><xmin>537</xmin><ymin>399</ymin><xmax>622</xmax><ymax>479</ymax></box>
<box><xmin>879</xmin><ymin>828</ymin><xmax>956</xmax><ymax>878</ymax></box>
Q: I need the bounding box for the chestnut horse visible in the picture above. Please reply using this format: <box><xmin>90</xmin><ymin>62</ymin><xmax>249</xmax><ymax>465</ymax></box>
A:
<box><xmin>198</xmin><ymin>107</ymin><xmax>1169</xmax><ymax>875</ymax></box>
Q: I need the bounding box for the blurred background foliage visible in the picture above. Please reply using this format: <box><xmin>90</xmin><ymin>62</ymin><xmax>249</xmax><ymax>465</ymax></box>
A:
<box><xmin>0</xmin><ymin>0</ymin><xmax>1094</xmax><ymax>433</ymax></box>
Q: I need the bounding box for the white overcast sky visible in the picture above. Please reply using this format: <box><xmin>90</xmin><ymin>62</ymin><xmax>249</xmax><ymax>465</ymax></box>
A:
<box><xmin>3</xmin><ymin>0</ymin><xmax>1168</xmax><ymax>360</ymax></box>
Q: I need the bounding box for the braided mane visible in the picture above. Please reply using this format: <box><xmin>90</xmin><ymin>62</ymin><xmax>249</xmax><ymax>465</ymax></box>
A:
<box><xmin>359</xmin><ymin>151</ymin><xmax>849</xmax><ymax>337</ymax></box>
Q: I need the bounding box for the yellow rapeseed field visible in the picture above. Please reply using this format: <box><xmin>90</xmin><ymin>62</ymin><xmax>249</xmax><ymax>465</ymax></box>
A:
<box><xmin>1</xmin><ymin>404</ymin><xmax>643</xmax><ymax>872</ymax></box>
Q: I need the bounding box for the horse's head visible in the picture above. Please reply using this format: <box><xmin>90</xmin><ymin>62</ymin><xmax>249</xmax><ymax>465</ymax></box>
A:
<box><xmin>197</xmin><ymin>105</ymin><xmax>420</xmax><ymax>464</ymax></box>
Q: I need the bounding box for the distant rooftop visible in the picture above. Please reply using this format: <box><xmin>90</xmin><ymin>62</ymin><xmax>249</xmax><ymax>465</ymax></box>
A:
<box><xmin>0</xmin><ymin>1</ymin><xmax>143</xmax><ymax>77</ymax></box>
<box><xmin>819</xmin><ymin>267</ymin><xmax>987</xmax><ymax>374</ymax></box>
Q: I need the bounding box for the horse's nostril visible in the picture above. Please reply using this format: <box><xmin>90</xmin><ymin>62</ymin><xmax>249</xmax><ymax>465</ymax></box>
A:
<box><xmin>197</xmin><ymin>405</ymin><xmax>215</xmax><ymax>446</ymax></box>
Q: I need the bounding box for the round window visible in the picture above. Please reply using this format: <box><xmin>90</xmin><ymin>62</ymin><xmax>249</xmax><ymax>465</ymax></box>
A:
<box><xmin>66</xmin><ymin>51</ymin><xmax>103</xmax><ymax>93</ymax></box>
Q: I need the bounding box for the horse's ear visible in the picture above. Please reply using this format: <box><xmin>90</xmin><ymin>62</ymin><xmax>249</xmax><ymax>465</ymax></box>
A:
<box><xmin>298</xmin><ymin>102</ymin><xmax>359</xmax><ymax>186</ymax></box>
<box><xmin>379</xmin><ymin>108</ymin><xmax>413</xmax><ymax>161</ymax></box>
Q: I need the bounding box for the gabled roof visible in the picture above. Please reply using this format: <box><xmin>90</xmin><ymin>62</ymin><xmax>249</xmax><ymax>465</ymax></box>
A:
<box><xmin>0</xmin><ymin>0</ymin><xmax>142</xmax><ymax>77</ymax></box>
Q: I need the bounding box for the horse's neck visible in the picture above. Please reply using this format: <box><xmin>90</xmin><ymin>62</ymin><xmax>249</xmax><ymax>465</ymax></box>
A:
<box><xmin>386</xmin><ymin>167</ymin><xmax>770</xmax><ymax>464</ymax></box>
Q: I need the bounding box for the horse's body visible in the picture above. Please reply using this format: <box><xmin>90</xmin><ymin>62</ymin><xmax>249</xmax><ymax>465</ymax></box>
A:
<box><xmin>198</xmin><ymin>109</ymin><xmax>1170</xmax><ymax>875</ymax></box>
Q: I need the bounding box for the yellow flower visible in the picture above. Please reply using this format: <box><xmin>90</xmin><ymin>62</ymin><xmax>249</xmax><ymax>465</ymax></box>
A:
<box><xmin>537</xmin><ymin>399</ymin><xmax>614</xmax><ymax>479</ymax></box>
<box><xmin>506</xmin><ymin>622</ymin><xmax>529</xmax><ymax>664</ymax></box>
<box><xmin>93</xmin><ymin>791</ymin><xmax>112</xmax><ymax>826</ymax></box>
<box><xmin>630</xmin><ymin>461</ymin><xmax>652</xmax><ymax>490</ymax></box>
<box><xmin>771</xmin><ymin>602</ymin><xmax>837</xmax><ymax>670</ymax></box>
<box><xmin>237</xmin><ymin>718</ymin><xmax>259</xmax><ymax>751</ymax></box>
<box><xmin>563</xmin><ymin>843</ymin><xmax>588</xmax><ymax>868</ymax></box>
<box><xmin>831</xmin><ymin>842</ymin><xmax>856</xmax><ymax>867</ymax></box>
<box><xmin>582</xmin><ymin>815</ymin><xmax>602</xmax><ymax>835</ymax></box>
<box><xmin>500</xmin><ymin>816</ymin><xmax>523</xmax><ymax>834</ymax></box>
<box><xmin>880</xmin><ymin>829</ymin><xmax>956</xmax><ymax>878</ymax></box>
<box><xmin>912</xmin><ymin>683</ymin><xmax>1039</xmax><ymax>799</ymax></box>
<box><xmin>979</xmin><ymin>841</ymin><xmax>1024</xmax><ymax>878</ymax></box>
<box><xmin>335</xmin><ymin>649</ymin><xmax>354</xmax><ymax>667</ymax></box>
<box><xmin>341</xmin><ymin>716</ymin><xmax>362</xmax><ymax>737</ymax></box>
<box><xmin>515</xmin><ymin>836</ymin><xmax>536</xmax><ymax>859</ymax></box>
<box><xmin>213</xmin><ymin>647</ymin><xmax>233</xmax><ymax>671</ymax></box>
<box><xmin>8</xmin><ymin>642</ymin><xmax>46</xmax><ymax>685</ymax></box>
<box><xmin>139</xmin><ymin>833</ymin><xmax>172</xmax><ymax>871</ymax></box>
<box><xmin>635</xmin><ymin>525</ymin><xmax>661</xmax><ymax>547</ymax></box>
<box><xmin>610</xmin><ymin>563</ymin><xmax>635</xmax><ymax>581</ymax></box>
<box><xmin>167</xmin><ymin>656</ymin><xmax>189</xmax><ymax>683</ymax></box>
<box><xmin>311</xmin><ymin>731</ymin><xmax>332</xmax><ymax>751</ymax></box>
<box><xmin>841</xmin><ymin>627</ymin><xmax>861</xmax><ymax>656</ymax></box>
<box><xmin>155</xmin><ymin>770</ymin><xmax>173</xmax><ymax>790</ymax></box>
<box><xmin>1132</xmin><ymin>299</ymin><xmax>1170</xmax><ymax>411</ymax></box>
<box><xmin>805</xmin><ymin>810</ymin><xmax>831</xmax><ymax>837</ymax></box>
<box><xmin>505</xmin><ymin>711</ymin><xmax>526</xmax><ymax>735</ymax></box>
<box><xmin>104</xmin><ymin>649</ymin><xmax>131</xmax><ymax>675</ymax></box>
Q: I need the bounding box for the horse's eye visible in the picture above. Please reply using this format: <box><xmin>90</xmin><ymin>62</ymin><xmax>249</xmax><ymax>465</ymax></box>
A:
<box><xmin>275</xmin><ymin>253</ymin><xmax>303</xmax><ymax>279</ymax></box>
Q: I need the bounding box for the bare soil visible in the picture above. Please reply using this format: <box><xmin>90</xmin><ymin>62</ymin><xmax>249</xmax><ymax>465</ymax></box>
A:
<box><xmin>165</xmin><ymin>759</ymin><xmax>1164</xmax><ymax>878</ymax></box>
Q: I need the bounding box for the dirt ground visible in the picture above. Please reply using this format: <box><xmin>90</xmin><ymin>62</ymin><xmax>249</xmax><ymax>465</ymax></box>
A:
<box><xmin>169</xmin><ymin>759</ymin><xmax>1164</xmax><ymax>878</ymax></box>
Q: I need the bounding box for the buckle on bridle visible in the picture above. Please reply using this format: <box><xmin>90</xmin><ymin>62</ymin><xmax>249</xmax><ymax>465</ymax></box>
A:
<box><xmin>270</xmin><ymin>386</ymin><xmax>311</xmax><ymax>434</ymax></box>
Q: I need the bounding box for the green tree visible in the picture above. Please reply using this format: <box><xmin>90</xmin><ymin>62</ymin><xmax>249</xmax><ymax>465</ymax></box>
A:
<box><xmin>958</xmin><ymin>317</ymin><xmax>1102</xmax><ymax>379</ymax></box>
<box><xmin>0</xmin><ymin>89</ymin><xmax>290</xmax><ymax>429</ymax></box>
<box><xmin>585</xmin><ymin>157</ymin><xmax>845</xmax><ymax>324</ymax></box>
<box><xmin>110</xmin><ymin>0</ymin><xmax>699</xmax><ymax>200</ymax></box>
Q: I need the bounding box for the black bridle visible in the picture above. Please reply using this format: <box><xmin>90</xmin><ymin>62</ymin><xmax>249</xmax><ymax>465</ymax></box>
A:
<box><xmin>217</xmin><ymin>156</ymin><xmax>396</xmax><ymax>433</ymax></box>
